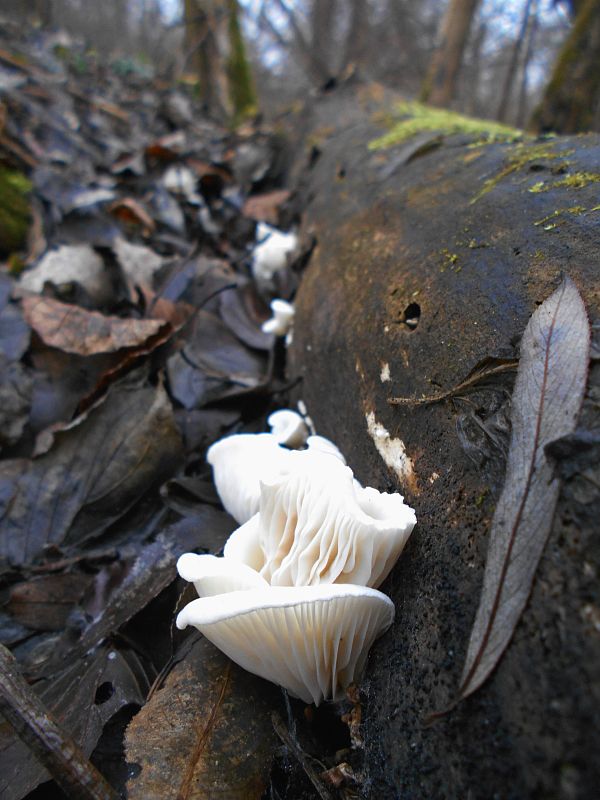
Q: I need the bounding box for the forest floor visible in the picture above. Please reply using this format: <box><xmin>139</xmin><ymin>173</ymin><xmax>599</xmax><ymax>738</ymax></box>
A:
<box><xmin>0</xmin><ymin>18</ymin><xmax>352</xmax><ymax>800</ymax></box>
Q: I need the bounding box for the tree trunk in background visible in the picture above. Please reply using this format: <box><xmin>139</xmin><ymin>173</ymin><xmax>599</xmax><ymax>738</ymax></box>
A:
<box><xmin>496</xmin><ymin>0</ymin><xmax>533</xmax><ymax>123</ymax></box>
<box><xmin>184</xmin><ymin>0</ymin><xmax>256</xmax><ymax>122</ymax></box>
<box><xmin>420</xmin><ymin>0</ymin><xmax>481</xmax><ymax>107</ymax></box>
<box><xmin>309</xmin><ymin>0</ymin><xmax>337</xmax><ymax>82</ymax></box>
<box><xmin>465</xmin><ymin>19</ymin><xmax>487</xmax><ymax>116</ymax></box>
<box><xmin>29</xmin><ymin>0</ymin><xmax>53</xmax><ymax>26</ymax></box>
<box><xmin>529</xmin><ymin>0</ymin><xmax>600</xmax><ymax>133</ymax></box>
<box><xmin>516</xmin><ymin>0</ymin><xmax>538</xmax><ymax>127</ymax></box>
<box><xmin>342</xmin><ymin>0</ymin><xmax>369</xmax><ymax>74</ymax></box>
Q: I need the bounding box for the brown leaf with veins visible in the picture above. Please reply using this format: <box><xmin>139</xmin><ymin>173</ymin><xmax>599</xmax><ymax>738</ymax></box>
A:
<box><xmin>126</xmin><ymin>636</ymin><xmax>279</xmax><ymax>800</ymax></box>
<box><xmin>22</xmin><ymin>295</ymin><xmax>169</xmax><ymax>356</ymax></box>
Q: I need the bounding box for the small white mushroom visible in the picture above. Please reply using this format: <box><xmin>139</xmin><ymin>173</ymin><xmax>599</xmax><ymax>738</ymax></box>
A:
<box><xmin>176</xmin><ymin>580</ymin><xmax>395</xmax><ymax>705</ymax></box>
<box><xmin>252</xmin><ymin>223</ymin><xmax>297</xmax><ymax>292</ymax></box>
<box><xmin>224</xmin><ymin>448</ymin><xmax>416</xmax><ymax>589</ymax></box>
<box><xmin>177</xmin><ymin>553</ymin><xmax>268</xmax><ymax>596</ymax></box>
<box><xmin>261</xmin><ymin>299</ymin><xmax>295</xmax><ymax>337</ymax></box>
<box><xmin>268</xmin><ymin>409</ymin><xmax>309</xmax><ymax>449</ymax></box>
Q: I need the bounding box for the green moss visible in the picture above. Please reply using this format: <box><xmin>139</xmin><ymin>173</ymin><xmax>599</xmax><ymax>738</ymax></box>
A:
<box><xmin>527</xmin><ymin>171</ymin><xmax>600</xmax><ymax>194</ymax></box>
<box><xmin>553</xmin><ymin>171</ymin><xmax>600</xmax><ymax>189</ymax></box>
<box><xmin>369</xmin><ymin>101</ymin><xmax>521</xmax><ymax>150</ymax></box>
<box><xmin>0</xmin><ymin>167</ymin><xmax>31</xmax><ymax>257</ymax></box>
<box><xmin>475</xmin><ymin>489</ymin><xmax>489</xmax><ymax>508</ymax></box>
<box><xmin>226</xmin><ymin>0</ymin><xmax>257</xmax><ymax>123</ymax></box>
<box><xmin>534</xmin><ymin>205</ymin><xmax>588</xmax><ymax>227</ymax></box>
<box><xmin>439</xmin><ymin>248</ymin><xmax>461</xmax><ymax>273</ymax></box>
<box><xmin>470</xmin><ymin>142</ymin><xmax>573</xmax><ymax>204</ymax></box>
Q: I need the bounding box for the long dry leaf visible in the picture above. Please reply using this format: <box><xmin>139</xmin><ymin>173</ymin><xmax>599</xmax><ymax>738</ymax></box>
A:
<box><xmin>456</xmin><ymin>276</ymin><xmax>590</xmax><ymax>702</ymax></box>
<box><xmin>22</xmin><ymin>295</ymin><xmax>168</xmax><ymax>356</ymax></box>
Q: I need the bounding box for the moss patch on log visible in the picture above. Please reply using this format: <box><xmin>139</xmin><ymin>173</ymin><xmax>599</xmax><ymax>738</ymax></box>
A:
<box><xmin>0</xmin><ymin>166</ymin><xmax>31</xmax><ymax>257</ymax></box>
<box><xmin>470</xmin><ymin>141</ymin><xmax>574</xmax><ymax>204</ymax></box>
<box><xmin>529</xmin><ymin>171</ymin><xmax>600</xmax><ymax>193</ymax></box>
<box><xmin>369</xmin><ymin>101</ymin><xmax>521</xmax><ymax>150</ymax></box>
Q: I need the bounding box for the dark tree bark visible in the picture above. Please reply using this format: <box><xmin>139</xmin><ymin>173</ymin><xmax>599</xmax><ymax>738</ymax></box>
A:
<box><xmin>530</xmin><ymin>0</ymin><xmax>600</xmax><ymax>133</ymax></box>
<box><xmin>421</xmin><ymin>0</ymin><xmax>481</xmax><ymax>107</ymax></box>
<box><xmin>286</xmin><ymin>84</ymin><xmax>600</xmax><ymax>799</ymax></box>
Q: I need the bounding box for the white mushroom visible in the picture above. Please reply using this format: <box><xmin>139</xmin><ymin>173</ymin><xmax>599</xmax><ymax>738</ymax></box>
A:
<box><xmin>206</xmin><ymin>428</ymin><xmax>348</xmax><ymax>524</ymax></box>
<box><xmin>206</xmin><ymin>432</ymin><xmax>291</xmax><ymax>524</ymax></box>
<box><xmin>176</xmin><ymin>580</ymin><xmax>394</xmax><ymax>705</ymax></box>
<box><xmin>261</xmin><ymin>299</ymin><xmax>295</xmax><ymax>337</ymax></box>
<box><xmin>305</xmin><ymin>434</ymin><xmax>347</xmax><ymax>464</ymax></box>
<box><xmin>177</xmin><ymin>553</ymin><xmax>268</xmax><ymax>595</ymax></box>
<box><xmin>224</xmin><ymin>448</ymin><xmax>416</xmax><ymax>589</ymax></box>
<box><xmin>268</xmin><ymin>409</ymin><xmax>309</xmax><ymax>449</ymax></box>
<box><xmin>252</xmin><ymin>223</ymin><xmax>297</xmax><ymax>292</ymax></box>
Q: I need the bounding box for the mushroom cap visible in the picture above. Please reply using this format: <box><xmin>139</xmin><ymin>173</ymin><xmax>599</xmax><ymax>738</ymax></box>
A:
<box><xmin>206</xmin><ymin>429</ymin><xmax>348</xmax><ymax>524</ymax></box>
<box><xmin>177</xmin><ymin>553</ymin><xmax>269</xmax><ymax>596</ymax></box>
<box><xmin>206</xmin><ymin>433</ymin><xmax>291</xmax><ymax>524</ymax></box>
<box><xmin>252</xmin><ymin>224</ymin><xmax>297</xmax><ymax>287</ymax></box>
<box><xmin>268</xmin><ymin>409</ymin><xmax>309</xmax><ymax>449</ymax></box>
<box><xmin>305</xmin><ymin>434</ymin><xmax>347</xmax><ymax>464</ymax></box>
<box><xmin>224</xmin><ymin>448</ymin><xmax>416</xmax><ymax>589</ymax></box>
<box><xmin>176</xmin><ymin>582</ymin><xmax>394</xmax><ymax>705</ymax></box>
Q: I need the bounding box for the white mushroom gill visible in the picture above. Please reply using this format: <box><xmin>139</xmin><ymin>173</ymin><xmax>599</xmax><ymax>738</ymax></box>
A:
<box><xmin>176</xmin><ymin>580</ymin><xmax>394</xmax><ymax>705</ymax></box>
<box><xmin>224</xmin><ymin>448</ymin><xmax>416</xmax><ymax>589</ymax></box>
<box><xmin>206</xmin><ymin>427</ymin><xmax>349</xmax><ymax>525</ymax></box>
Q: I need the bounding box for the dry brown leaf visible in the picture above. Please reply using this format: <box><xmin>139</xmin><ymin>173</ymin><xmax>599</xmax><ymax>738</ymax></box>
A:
<box><xmin>22</xmin><ymin>295</ymin><xmax>168</xmax><ymax>356</ymax></box>
<box><xmin>242</xmin><ymin>190</ymin><xmax>291</xmax><ymax>225</ymax></box>
<box><xmin>108</xmin><ymin>198</ymin><xmax>155</xmax><ymax>235</ymax></box>
<box><xmin>125</xmin><ymin>636</ymin><xmax>279</xmax><ymax>800</ymax></box>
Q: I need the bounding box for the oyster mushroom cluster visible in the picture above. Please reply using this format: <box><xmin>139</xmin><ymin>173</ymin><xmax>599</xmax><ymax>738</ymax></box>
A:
<box><xmin>176</xmin><ymin>410</ymin><xmax>416</xmax><ymax>705</ymax></box>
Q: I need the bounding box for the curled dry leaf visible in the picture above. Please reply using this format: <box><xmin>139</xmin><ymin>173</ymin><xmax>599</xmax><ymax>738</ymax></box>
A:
<box><xmin>0</xmin><ymin>379</ymin><xmax>182</xmax><ymax>567</ymax></box>
<box><xmin>125</xmin><ymin>635</ymin><xmax>279</xmax><ymax>800</ymax></box>
<box><xmin>242</xmin><ymin>190</ymin><xmax>291</xmax><ymax>225</ymax></box>
<box><xmin>31</xmin><ymin>508</ymin><xmax>237</xmax><ymax>680</ymax></box>
<box><xmin>449</xmin><ymin>277</ymin><xmax>590</xmax><ymax>707</ymax></box>
<box><xmin>0</xmin><ymin>644</ymin><xmax>147</xmax><ymax>800</ymax></box>
<box><xmin>108</xmin><ymin>198</ymin><xmax>155</xmax><ymax>235</ymax></box>
<box><xmin>22</xmin><ymin>295</ymin><xmax>168</xmax><ymax>356</ymax></box>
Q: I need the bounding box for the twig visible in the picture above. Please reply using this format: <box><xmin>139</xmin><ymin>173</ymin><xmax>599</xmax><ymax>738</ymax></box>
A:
<box><xmin>0</xmin><ymin>644</ymin><xmax>118</xmax><ymax>800</ymax></box>
<box><xmin>388</xmin><ymin>359</ymin><xmax>518</xmax><ymax>407</ymax></box>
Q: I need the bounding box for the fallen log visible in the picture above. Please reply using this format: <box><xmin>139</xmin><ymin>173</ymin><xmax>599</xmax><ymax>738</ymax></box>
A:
<box><xmin>287</xmin><ymin>86</ymin><xmax>600</xmax><ymax>799</ymax></box>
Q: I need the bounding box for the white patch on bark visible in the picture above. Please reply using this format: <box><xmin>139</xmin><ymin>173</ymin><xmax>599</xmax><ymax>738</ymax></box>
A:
<box><xmin>365</xmin><ymin>411</ymin><xmax>416</xmax><ymax>490</ymax></box>
<box><xmin>380</xmin><ymin>363</ymin><xmax>391</xmax><ymax>382</ymax></box>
